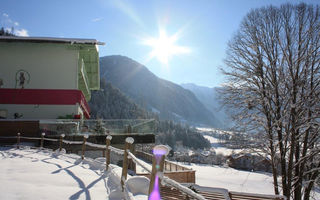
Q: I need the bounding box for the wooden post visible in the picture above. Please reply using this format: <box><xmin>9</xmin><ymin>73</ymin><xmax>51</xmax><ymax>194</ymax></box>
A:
<box><xmin>106</xmin><ymin>135</ymin><xmax>112</xmax><ymax>170</ymax></box>
<box><xmin>40</xmin><ymin>132</ymin><xmax>45</xmax><ymax>149</ymax></box>
<box><xmin>127</xmin><ymin>125</ymin><xmax>132</xmax><ymax>134</ymax></box>
<box><xmin>148</xmin><ymin>154</ymin><xmax>165</xmax><ymax>196</ymax></box>
<box><xmin>59</xmin><ymin>134</ymin><xmax>65</xmax><ymax>152</ymax></box>
<box><xmin>121</xmin><ymin>137</ymin><xmax>134</xmax><ymax>190</ymax></box>
<box><xmin>148</xmin><ymin>145</ymin><xmax>170</xmax><ymax>198</ymax></box>
<box><xmin>17</xmin><ymin>132</ymin><xmax>20</xmax><ymax>149</ymax></box>
<box><xmin>81</xmin><ymin>135</ymin><xmax>88</xmax><ymax>160</ymax></box>
<box><xmin>129</xmin><ymin>143</ymin><xmax>136</xmax><ymax>173</ymax></box>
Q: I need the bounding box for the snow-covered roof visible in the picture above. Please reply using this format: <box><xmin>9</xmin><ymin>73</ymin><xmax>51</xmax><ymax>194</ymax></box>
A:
<box><xmin>0</xmin><ymin>36</ymin><xmax>105</xmax><ymax>45</ymax></box>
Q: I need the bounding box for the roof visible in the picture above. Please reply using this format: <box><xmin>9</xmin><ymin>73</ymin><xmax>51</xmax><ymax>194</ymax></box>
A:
<box><xmin>0</xmin><ymin>36</ymin><xmax>105</xmax><ymax>45</ymax></box>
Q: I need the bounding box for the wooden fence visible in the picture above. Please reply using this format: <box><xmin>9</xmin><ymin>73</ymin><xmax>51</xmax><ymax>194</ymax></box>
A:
<box><xmin>0</xmin><ymin>120</ymin><xmax>39</xmax><ymax>142</ymax></box>
<box><xmin>136</xmin><ymin>150</ymin><xmax>192</xmax><ymax>171</ymax></box>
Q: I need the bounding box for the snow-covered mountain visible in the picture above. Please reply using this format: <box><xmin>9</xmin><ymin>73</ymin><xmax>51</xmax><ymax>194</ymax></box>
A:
<box><xmin>181</xmin><ymin>83</ymin><xmax>234</xmax><ymax>129</ymax></box>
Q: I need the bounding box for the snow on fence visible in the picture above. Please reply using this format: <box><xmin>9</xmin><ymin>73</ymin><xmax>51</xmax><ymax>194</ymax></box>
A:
<box><xmin>0</xmin><ymin>133</ymin><xmax>287</xmax><ymax>200</ymax></box>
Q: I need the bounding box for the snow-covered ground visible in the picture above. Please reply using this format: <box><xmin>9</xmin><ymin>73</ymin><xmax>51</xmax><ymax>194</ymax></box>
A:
<box><xmin>203</xmin><ymin>135</ymin><xmax>243</xmax><ymax>156</ymax></box>
<box><xmin>0</xmin><ymin>146</ymin><xmax>149</xmax><ymax>200</ymax></box>
<box><xmin>1</xmin><ymin>146</ymin><xmax>318</xmax><ymax>200</ymax></box>
<box><xmin>180</xmin><ymin>163</ymin><xmax>320</xmax><ymax>199</ymax></box>
<box><xmin>184</xmin><ymin>163</ymin><xmax>275</xmax><ymax>194</ymax></box>
<box><xmin>197</xmin><ymin>127</ymin><xmax>234</xmax><ymax>135</ymax></box>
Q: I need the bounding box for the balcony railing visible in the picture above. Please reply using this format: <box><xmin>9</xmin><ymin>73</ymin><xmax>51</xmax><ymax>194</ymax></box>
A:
<box><xmin>39</xmin><ymin>119</ymin><xmax>156</xmax><ymax>136</ymax></box>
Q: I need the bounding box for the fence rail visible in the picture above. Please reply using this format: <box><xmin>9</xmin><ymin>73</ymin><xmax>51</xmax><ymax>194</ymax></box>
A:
<box><xmin>0</xmin><ymin>133</ymin><xmax>286</xmax><ymax>200</ymax></box>
<box><xmin>136</xmin><ymin>150</ymin><xmax>194</xmax><ymax>172</ymax></box>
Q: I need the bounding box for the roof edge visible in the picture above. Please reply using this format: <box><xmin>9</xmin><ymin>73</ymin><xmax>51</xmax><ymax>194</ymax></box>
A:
<box><xmin>0</xmin><ymin>36</ymin><xmax>105</xmax><ymax>45</ymax></box>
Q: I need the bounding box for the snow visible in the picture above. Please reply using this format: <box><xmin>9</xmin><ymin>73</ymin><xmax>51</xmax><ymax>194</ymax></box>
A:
<box><xmin>109</xmin><ymin>146</ymin><xmax>125</xmax><ymax>155</ymax></box>
<box><xmin>181</xmin><ymin>163</ymin><xmax>276</xmax><ymax>194</ymax></box>
<box><xmin>124</xmin><ymin>176</ymin><xmax>149</xmax><ymax>200</ymax></box>
<box><xmin>197</xmin><ymin>127</ymin><xmax>234</xmax><ymax>136</ymax></box>
<box><xmin>161</xmin><ymin>176</ymin><xmax>206</xmax><ymax>200</ymax></box>
<box><xmin>203</xmin><ymin>135</ymin><xmax>243</xmax><ymax>156</ymax></box>
<box><xmin>0</xmin><ymin>36</ymin><xmax>104</xmax><ymax>45</ymax></box>
<box><xmin>203</xmin><ymin>135</ymin><xmax>220</xmax><ymax>143</ymax></box>
<box><xmin>180</xmin><ymin>163</ymin><xmax>320</xmax><ymax>199</ymax></box>
<box><xmin>62</xmin><ymin>139</ymin><xmax>83</xmax><ymax>145</ymax></box>
<box><xmin>125</xmin><ymin>137</ymin><xmax>134</xmax><ymax>144</ymax></box>
<box><xmin>0</xmin><ymin>146</ymin><xmax>126</xmax><ymax>200</ymax></box>
<box><xmin>86</xmin><ymin>141</ymin><xmax>106</xmax><ymax>149</ymax></box>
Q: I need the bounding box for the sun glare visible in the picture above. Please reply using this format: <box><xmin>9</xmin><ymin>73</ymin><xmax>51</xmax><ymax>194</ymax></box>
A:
<box><xmin>143</xmin><ymin>29</ymin><xmax>191</xmax><ymax>65</ymax></box>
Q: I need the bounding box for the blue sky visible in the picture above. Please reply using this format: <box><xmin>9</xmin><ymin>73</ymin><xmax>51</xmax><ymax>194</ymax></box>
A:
<box><xmin>1</xmin><ymin>0</ymin><xmax>318</xmax><ymax>87</ymax></box>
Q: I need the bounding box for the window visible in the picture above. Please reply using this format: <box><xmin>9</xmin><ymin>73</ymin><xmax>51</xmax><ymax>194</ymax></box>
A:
<box><xmin>0</xmin><ymin>109</ymin><xmax>7</xmax><ymax>119</ymax></box>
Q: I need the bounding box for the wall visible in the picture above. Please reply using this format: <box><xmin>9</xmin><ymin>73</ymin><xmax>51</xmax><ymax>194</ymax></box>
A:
<box><xmin>0</xmin><ymin>42</ymin><xmax>78</xmax><ymax>89</ymax></box>
<box><xmin>0</xmin><ymin>120</ymin><xmax>40</xmax><ymax>144</ymax></box>
<box><xmin>0</xmin><ymin>42</ymin><xmax>82</xmax><ymax>119</ymax></box>
<box><xmin>0</xmin><ymin>104</ymin><xmax>79</xmax><ymax>119</ymax></box>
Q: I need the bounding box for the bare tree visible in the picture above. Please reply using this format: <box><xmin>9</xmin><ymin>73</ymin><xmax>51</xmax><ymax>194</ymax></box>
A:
<box><xmin>221</xmin><ymin>3</ymin><xmax>320</xmax><ymax>200</ymax></box>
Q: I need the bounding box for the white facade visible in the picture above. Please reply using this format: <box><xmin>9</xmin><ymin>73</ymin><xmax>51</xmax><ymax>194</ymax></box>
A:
<box><xmin>0</xmin><ymin>43</ymin><xmax>78</xmax><ymax>90</ymax></box>
<box><xmin>0</xmin><ymin>37</ymin><xmax>102</xmax><ymax>119</ymax></box>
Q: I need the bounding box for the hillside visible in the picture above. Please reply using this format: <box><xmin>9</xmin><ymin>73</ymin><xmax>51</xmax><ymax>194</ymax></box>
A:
<box><xmin>99</xmin><ymin>55</ymin><xmax>220</xmax><ymax>127</ymax></box>
<box><xmin>181</xmin><ymin>83</ymin><xmax>233</xmax><ymax>129</ymax></box>
<box><xmin>89</xmin><ymin>79</ymin><xmax>150</xmax><ymax>119</ymax></box>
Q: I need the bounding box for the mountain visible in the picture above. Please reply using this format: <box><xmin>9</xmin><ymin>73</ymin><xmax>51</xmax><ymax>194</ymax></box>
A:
<box><xmin>181</xmin><ymin>83</ymin><xmax>233</xmax><ymax>129</ymax></box>
<box><xmin>99</xmin><ymin>55</ymin><xmax>220</xmax><ymax>127</ymax></box>
<box><xmin>89</xmin><ymin>79</ymin><xmax>150</xmax><ymax>119</ymax></box>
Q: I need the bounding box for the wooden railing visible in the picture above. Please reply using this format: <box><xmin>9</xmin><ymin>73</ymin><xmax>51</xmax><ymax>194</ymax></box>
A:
<box><xmin>136</xmin><ymin>150</ymin><xmax>192</xmax><ymax>171</ymax></box>
<box><xmin>135</xmin><ymin>150</ymin><xmax>196</xmax><ymax>183</ymax></box>
<box><xmin>0</xmin><ymin>133</ymin><xmax>287</xmax><ymax>200</ymax></box>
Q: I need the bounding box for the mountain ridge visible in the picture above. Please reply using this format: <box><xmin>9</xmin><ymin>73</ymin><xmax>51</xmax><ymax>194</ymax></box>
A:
<box><xmin>181</xmin><ymin>83</ymin><xmax>233</xmax><ymax>129</ymax></box>
<box><xmin>99</xmin><ymin>55</ymin><xmax>220</xmax><ymax>127</ymax></box>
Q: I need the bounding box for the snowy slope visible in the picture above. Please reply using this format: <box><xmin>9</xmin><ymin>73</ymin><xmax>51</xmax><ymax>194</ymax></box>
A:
<box><xmin>203</xmin><ymin>135</ymin><xmax>243</xmax><ymax>155</ymax></box>
<box><xmin>188</xmin><ymin>163</ymin><xmax>275</xmax><ymax>194</ymax></box>
<box><xmin>0</xmin><ymin>146</ymin><xmax>150</xmax><ymax>200</ymax></box>
<box><xmin>181</xmin><ymin>163</ymin><xmax>320</xmax><ymax>199</ymax></box>
<box><xmin>0</xmin><ymin>147</ymin><xmax>117</xmax><ymax>200</ymax></box>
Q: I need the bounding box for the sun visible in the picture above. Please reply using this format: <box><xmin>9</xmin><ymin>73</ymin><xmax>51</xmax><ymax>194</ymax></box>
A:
<box><xmin>143</xmin><ymin>29</ymin><xmax>191</xmax><ymax>64</ymax></box>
